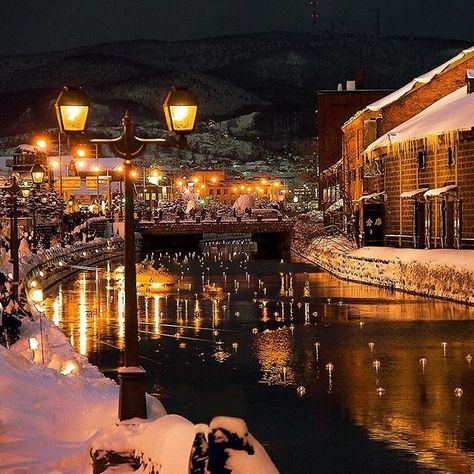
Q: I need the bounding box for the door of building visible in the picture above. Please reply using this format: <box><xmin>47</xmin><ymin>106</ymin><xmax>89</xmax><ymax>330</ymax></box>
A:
<box><xmin>441</xmin><ymin>200</ymin><xmax>455</xmax><ymax>248</ymax></box>
<box><xmin>363</xmin><ymin>203</ymin><xmax>384</xmax><ymax>246</ymax></box>
<box><xmin>413</xmin><ymin>201</ymin><xmax>425</xmax><ymax>249</ymax></box>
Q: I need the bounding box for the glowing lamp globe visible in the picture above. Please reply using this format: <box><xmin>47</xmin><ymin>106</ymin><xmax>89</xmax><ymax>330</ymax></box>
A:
<box><xmin>31</xmin><ymin>163</ymin><xmax>45</xmax><ymax>184</ymax></box>
<box><xmin>30</xmin><ymin>288</ymin><xmax>44</xmax><ymax>303</ymax></box>
<box><xmin>21</xmin><ymin>186</ymin><xmax>31</xmax><ymax>198</ymax></box>
<box><xmin>163</xmin><ymin>87</ymin><xmax>198</xmax><ymax>134</ymax></box>
<box><xmin>55</xmin><ymin>86</ymin><xmax>90</xmax><ymax>134</ymax></box>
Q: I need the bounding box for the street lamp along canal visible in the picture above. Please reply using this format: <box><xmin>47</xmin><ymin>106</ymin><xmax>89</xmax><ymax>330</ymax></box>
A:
<box><xmin>54</xmin><ymin>85</ymin><xmax>198</xmax><ymax>421</ymax></box>
<box><xmin>29</xmin><ymin>162</ymin><xmax>46</xmax><ymax>252</ymax></box>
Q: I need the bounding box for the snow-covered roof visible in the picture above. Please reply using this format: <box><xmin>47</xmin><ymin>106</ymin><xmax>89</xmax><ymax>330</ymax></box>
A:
<box><xmin>354</xmin><ymin>191</ymin><xmax>386</xmax><ymax>203</ymax></box>
<box><xmin>365</xmin><ymin>86</ymin><xmax>474</xmax><ymax>153</ymax></box>
<box><xmin>321</xmin><ymin>158</ymin><xmax>342</xmax><ymax>176</ymax></box>
<box><xmin>400</xmin><ymin>188</ymin><xmax>429</xmax><ymax>199</ymax></box>
<box><xmin>14</xmin><ymin>144</ymin><xmax>39</xmax><ymax>153</ymax></box>
<box><xmin>424</xmin><ymin>184</ymin><xmax>458</xmax><ymax>198</ymax></box>
<box><xmin>345</xmin><ymin>46</ymin><xmax>474</xmax><ymax>126</ymax></box>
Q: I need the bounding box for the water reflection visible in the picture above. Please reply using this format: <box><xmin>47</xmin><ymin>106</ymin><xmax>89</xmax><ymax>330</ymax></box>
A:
<box><xmin>42</xmin><ymin>243</ymin><xmax>474</xmax><ymax>473</ymax></box>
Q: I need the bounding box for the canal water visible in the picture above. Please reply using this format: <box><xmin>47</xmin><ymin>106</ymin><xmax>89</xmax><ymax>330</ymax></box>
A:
<box><xmin>43</xmin><ymin>241</ymin><xmax>474</xmax><ymax>473</ymax></box>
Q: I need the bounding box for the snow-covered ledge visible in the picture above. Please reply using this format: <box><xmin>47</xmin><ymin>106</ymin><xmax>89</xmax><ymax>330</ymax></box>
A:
<box><xmin>299</xmin><ymin>238</ymin><xmax>474</xmax><ymax>305</ymax></box>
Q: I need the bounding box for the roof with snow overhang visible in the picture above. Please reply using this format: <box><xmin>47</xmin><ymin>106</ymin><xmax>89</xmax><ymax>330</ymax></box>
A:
<box><xmin>365</xmin><ymin>86</ymin><xmax>474</xmax><ymax>154</ymax></box>
<box><xmin>344</xmin><ymin>46</ymin><xmax>474</xmax><ymax>128</ymax></box>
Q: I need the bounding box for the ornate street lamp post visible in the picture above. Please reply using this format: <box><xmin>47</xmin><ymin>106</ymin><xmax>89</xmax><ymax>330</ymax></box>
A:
<box><xmin>1</xmin><ymin>177</ymin><xmax>30</xmax><ymax>300</ymax></box>
<box><xmin>55</xmin><ymin>85</ymin><xmax>198</xmax><ymax>421</ymax></box>
<box><xmin>30</xmin><ymin>163</ymin><xmax>46</xmax><ymax>252</ymax></box>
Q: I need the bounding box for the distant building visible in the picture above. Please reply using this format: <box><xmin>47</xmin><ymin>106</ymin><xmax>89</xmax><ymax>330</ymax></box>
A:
<box><xmin>320</xmin><ymin>159</ymin><xmax>342</xmax><ymax>211</ymax></box>
<box><xmin>342</xmin><ymin>46</ymin><xmax>474</xmax><ymax>245</ymax></box>
<box><xmin>317</xmin><ymin>81</ymin><xmax>392</xmax><ymax>209</ymax></box>
<box><xmin>148</xmin><ymin>170</ymin><xmax>288</xmax><ymax>205</ymax></box>
<box><xmin>12</xmin><ymin>144</ymin><xmax>48</xmax><ymax>180</ymax></box>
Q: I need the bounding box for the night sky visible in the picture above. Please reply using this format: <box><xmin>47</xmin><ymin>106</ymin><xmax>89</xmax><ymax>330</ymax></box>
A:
<box><xmin>1</xmin><ymin>0</ymin><xmax>473</xmax><ymax>54</ymax></box>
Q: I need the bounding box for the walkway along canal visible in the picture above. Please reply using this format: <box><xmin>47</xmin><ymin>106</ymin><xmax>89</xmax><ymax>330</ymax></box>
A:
<box><xmin>43</xmin><ymin>239</ymin><xmax>474</xmax><ymax>473</ymax></box>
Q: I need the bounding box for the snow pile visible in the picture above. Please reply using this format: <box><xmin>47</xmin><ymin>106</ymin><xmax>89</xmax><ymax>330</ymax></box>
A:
<box><xmin>0</xmin><ymin>318</ymin><xmax>120</xmax><ymax>473</ymax></box>
<box><xmin>297</xmin><ymin>210</ymin><xmax>324</xmax><ymax>223</ymax></box>
<box><xmin>304</xmin><ymin>239</ymin><xmax>474</xmax><ymax>304</ymax></box>
<box><xmin>232</xmin><ymin>194</ymin><xmax>255</xmax><ymax>212</ymax></box>
<box><xmin>209</xmin><ymin>417</ymin><xmax>278</xmax><ymax>474</ymax></box>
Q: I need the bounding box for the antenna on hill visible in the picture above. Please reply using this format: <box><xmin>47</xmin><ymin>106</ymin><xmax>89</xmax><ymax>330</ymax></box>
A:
<box><xmin>310</xmin><ymin>0</ymin><xmax>320</xmax><ymax>30</ymax></box>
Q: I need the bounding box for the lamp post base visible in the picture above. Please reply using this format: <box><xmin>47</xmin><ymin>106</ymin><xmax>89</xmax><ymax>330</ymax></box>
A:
<box><xmin>118</xmin><ymin>366</ymin><xmax>147</xmax><ymax>421</ymax></box>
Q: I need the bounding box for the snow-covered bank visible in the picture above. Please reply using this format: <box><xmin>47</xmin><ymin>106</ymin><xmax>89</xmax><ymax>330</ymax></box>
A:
<box><xmin>300</xmin><ymin>237</ymin><xmax>474</xmax><ymax>304</ymax></box>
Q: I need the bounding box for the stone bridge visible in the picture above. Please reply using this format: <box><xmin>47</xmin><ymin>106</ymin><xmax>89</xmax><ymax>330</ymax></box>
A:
<box><xmin>138</xmin><ymin>218</ymin><xmax>295</xmax><ymax>258</ymax></box>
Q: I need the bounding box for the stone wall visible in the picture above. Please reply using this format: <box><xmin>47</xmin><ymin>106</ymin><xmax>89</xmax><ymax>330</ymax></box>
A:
<box><xmin>299</xmin><ymin>242</ymin><xmax>474</xmax><ymax>305</ymax></box>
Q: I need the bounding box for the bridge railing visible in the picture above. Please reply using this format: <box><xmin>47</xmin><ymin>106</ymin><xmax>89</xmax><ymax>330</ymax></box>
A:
<box><xmin>139</xmin><ymin>215</ymin><xmax>291</xmax><ymax>225</ymax></box>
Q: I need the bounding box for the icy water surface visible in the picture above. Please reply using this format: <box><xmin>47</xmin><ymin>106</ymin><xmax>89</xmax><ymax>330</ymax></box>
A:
<box><xmin>43</xmin><ymin>243</ymin><xmax>474</xmax><ymax>473</ymax></box>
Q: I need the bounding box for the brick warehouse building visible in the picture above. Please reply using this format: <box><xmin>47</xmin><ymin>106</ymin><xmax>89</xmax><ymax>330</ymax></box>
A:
<box><xmin>342</xmin><ymin>46</ymin><xmax>474</xmax><ymax>244</ymax></box>
<box><xmin>317</xmin><ymin>83</ymin><xmax>392</xmax><ymax>210</ymax></box>
<box><xmin>363</xmin><ymin>78</ymin><xmax>474</xmax><ymax>249</ymax></box>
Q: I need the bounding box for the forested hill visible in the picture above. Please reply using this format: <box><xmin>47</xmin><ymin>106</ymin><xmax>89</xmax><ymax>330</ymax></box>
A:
<box><xmin>0</xmin><ymin>31</ymin><xmax>470</xmax><ymax>139</ymax></box>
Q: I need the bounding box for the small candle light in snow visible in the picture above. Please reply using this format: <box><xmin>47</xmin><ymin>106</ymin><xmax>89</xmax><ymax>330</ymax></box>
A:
<box><xmin>454</xmin><ymin>388</ymin><xmax>463</xmax><ymax>398</ymax></box>
<box><xmin>442</xmin><ymin>342</ymin><xmax>447</xmax><ymax>357</ymax></box>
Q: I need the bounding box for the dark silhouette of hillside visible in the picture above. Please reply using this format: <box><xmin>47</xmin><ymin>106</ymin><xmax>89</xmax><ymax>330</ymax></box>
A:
<box><xmin>0</xmin><ymin>31</ymin><xmax>470</xmax><ymax>139</ymax></box>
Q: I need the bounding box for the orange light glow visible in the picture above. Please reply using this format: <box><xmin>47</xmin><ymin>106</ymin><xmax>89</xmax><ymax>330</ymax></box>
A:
<box><xmin>75</xmin><ymin>148</ymin><xmax>87</xmax><ymax>158</ymax></box>
<box><xmin>50</xmin><ymin>160</ymin><xmax>59</xmax><ymax>169</ymax></box>
<box><xmin>36</xmin><ymin>138</ymin><xmax>48</xmax><ymax>150</ymax></box>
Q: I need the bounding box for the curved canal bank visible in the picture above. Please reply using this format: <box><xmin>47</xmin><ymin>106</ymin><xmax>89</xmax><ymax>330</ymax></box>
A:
<box><xmin>294</xmin><ymin>231</ymin><xmax>474</xmax><ymax>305</ymax></box>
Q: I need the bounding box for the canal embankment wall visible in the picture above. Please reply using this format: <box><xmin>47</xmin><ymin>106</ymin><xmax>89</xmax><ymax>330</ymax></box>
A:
<box><xmin>20</xmin><ymin>237</ymin><xmax>124</xmax><ymax>297</ymax></box>
<box><xmin>294</xmin><ymin>237</ymin><xmax>474</xmax><ymax>305</ymax></box>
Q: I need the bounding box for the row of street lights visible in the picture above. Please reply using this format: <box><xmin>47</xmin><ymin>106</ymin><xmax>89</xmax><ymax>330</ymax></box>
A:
<box><xmin>2</xmin><ymin>162</ymin><xmax>46</xmax><ymax>300</ymax></box>
<box><xmin>53</xmin><ymin>85</ymin><xmax>198</xmax><ymax>420</ymax></box>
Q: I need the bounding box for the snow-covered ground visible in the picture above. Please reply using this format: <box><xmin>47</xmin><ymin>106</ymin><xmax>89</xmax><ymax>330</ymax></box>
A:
<box><xmin>350</xmin><ymin>246</ymin><xmax>474</xmax><ymax>272</ymax></box>
<box><xmin>302</xmin><ymin>237</ymin><xmax>474</xmax><ymax>304</ymax></box>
